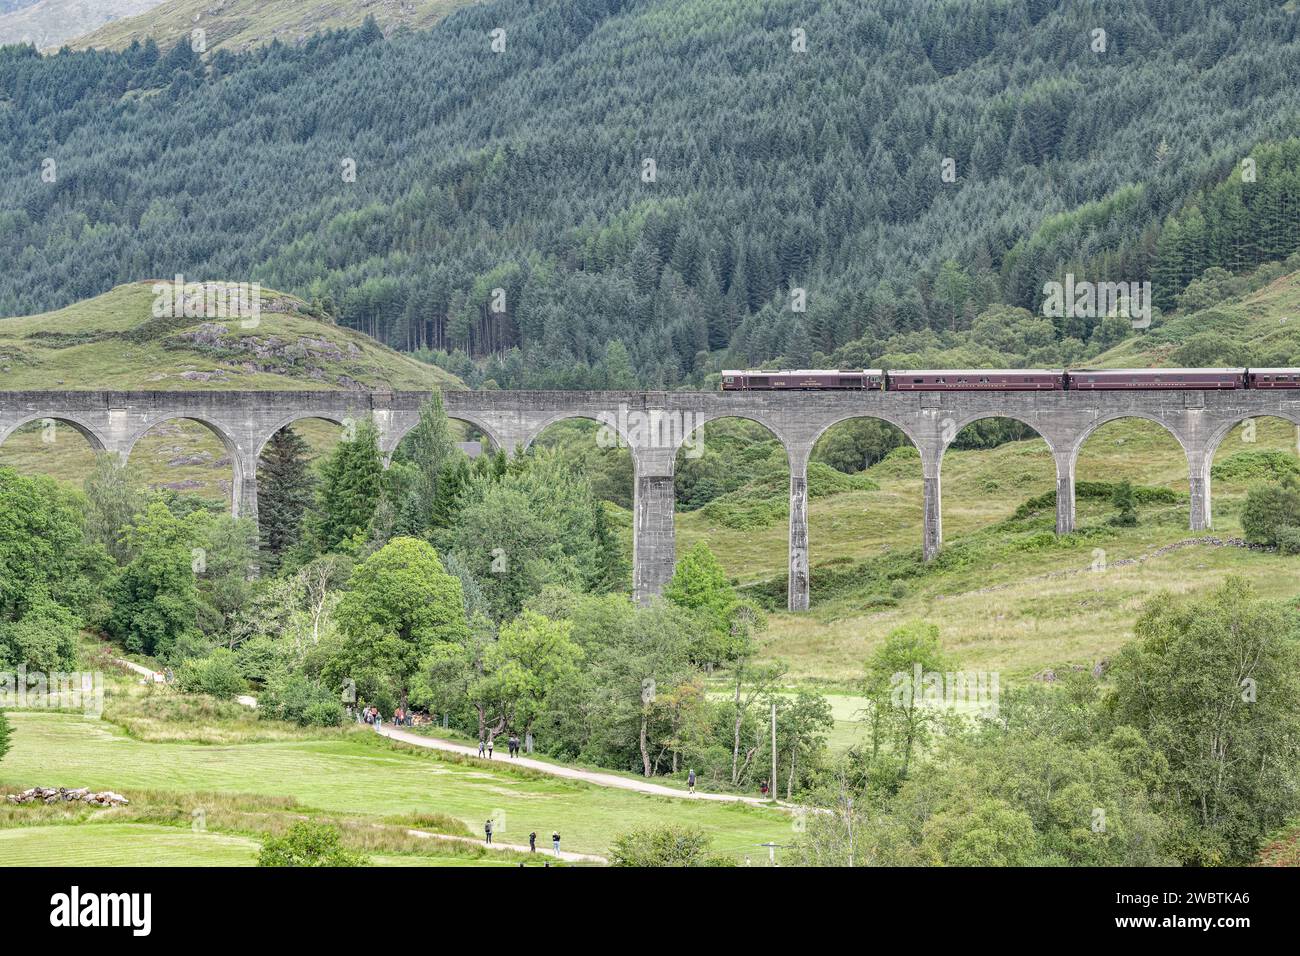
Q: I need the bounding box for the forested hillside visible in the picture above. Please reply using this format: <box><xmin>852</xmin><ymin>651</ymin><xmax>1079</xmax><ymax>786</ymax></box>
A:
<box><xmin>3</xmin><ymin>0</ymin><xmax>1300</xmax><ymax>386</ymax></box>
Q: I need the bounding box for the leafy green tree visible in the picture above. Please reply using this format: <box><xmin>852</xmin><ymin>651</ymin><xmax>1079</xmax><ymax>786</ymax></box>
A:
<box><xmin>103</xmin><ymin>502</ymin><xmax>204</xmax><ymax>658</ymax></box>
<box><xmin>196</xmin><ymin>516</ymin><xmax>258</xmax><ymax>641</ymax></box>
<box><xmin>469</xmin><ymin>610</ymin><xmax>582</xmax><ymax>747</ymax></box>
<box><xmin>863</xmin><ymin>621</ymin><xmax>952</xmax><ymax>780</ymax></box>
<box><xmin>429</xmin><ymin>455</ymin><xmax>471</xmax><ymax>533</ymax></box>
<box><xmin>308</xmin><ymin>419</ymin><xmax>383</xmax><ymax>554</ymax></box>
<box><xmin>773</xmin><ymin>690</ymin><xmax>834</xmax><ymax>800</ymax></box>
<box><xmin>446</xmin><ymin>450</ymin><xmax>621</xmax><ymax>619</ymax></box>
<box><xmin>1109</xmin><ymin>577</ymin><xmax>1300</xmax><ymax>864</ymax></box>
<box><xmin>0</xmin><ymin>467</ymin><xmax>96</xmax><ymax>625</ymax></box>
<box><xmin>920</xmin><ymin>798</ymin><xmax>1040</xmax><ymax>866</ymax></box>
<box><xmin>390</xmin><ymin>394</ymin><xmax>456</xmax><ymax>537</ymax></box>
<box><xmin>1241</xmin><ymin>476</ymin><xmax>1300</xmax><ymax>547</ymax></box>
<box><xmin>257</xmin><ymin>822</ymin><xmax>368</xmax><ymax>867</ymax></box>
<box><xmin>330</xmin><ymin>536</ymin><xmax>468</xmax><ymax>711</ymax></box>
<box><xmin>0</xmin><ymin>589</ymin><xmax>79</xmax><ymax>671</ymax></box>
<box><xmin>82</xmin><ymin>454</ymin><xmax>146</xmax><ymax>565</ymax></box>
<box><xmin>257</xmin><ymin>426</ymin><xmax>315</xmax><ymax>571</ymax></box>
<box><xmin>664</xmin><ymin>542</ymin><xmax>757</xmax><ymax>665</ymax></box>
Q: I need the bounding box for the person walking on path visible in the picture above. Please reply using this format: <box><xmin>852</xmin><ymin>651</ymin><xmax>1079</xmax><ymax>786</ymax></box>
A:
<box><xmin>529</xmin><ymin>831</ymin><xmax>537</xmax><ymax>853</ymax></box>
<box><xmin>688</xmin><ymin>769</ymin><xmax>696</xmax><ymax>795</ymax></box>
<box><xmin>552</xmin><ymin>831</ymin><xmax>561</xmax><ymax>856</ymax></box>
<box><xmin>487</xmin><ymin>737</ymin><xmax>494</xmax><ymax>759</ymax></box>
<box><xmin>477</xmin><ymin>737</ymin><xmax>486</xmax><ymax>758</ymax></box>
<box><xmin>484</xmin><ymin>819</ymin><xmax>493</xmax><ymax>845</ymax></box>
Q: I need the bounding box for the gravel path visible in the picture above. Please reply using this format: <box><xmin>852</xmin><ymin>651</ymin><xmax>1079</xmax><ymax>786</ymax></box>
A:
<box><xmin>375</xmin><ymin>723</ymin><xmax>778</xmax><ymax>807</ymax></box>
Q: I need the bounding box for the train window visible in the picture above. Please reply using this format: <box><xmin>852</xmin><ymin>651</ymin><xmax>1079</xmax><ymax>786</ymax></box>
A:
<box><xmin>723</xmin><ymin>376</ymin><xmax>734</xmax><ymax>383</ymax></box>
<box><xmin>913</xmin><ymin>378</ymin><xmax>923</xmax><ymax>384</ymax></box>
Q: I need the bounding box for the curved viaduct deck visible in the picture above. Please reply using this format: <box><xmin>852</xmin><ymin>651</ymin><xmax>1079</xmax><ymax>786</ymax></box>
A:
<box><xmin>3</xmin><ymin>388</ymin><xmax>1297</xmax><ymax>610</ymax></box>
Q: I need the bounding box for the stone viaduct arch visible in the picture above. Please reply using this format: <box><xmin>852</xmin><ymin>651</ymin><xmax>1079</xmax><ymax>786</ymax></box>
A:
<box><xmin>6</xmin><ymin>388</ymin><xmax>1300</xmax><ymax>611</ymax></box>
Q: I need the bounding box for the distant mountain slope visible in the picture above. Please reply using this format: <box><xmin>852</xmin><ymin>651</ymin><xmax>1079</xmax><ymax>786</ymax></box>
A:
<box><xmin>70</xmin><ymin>0</ymin><xmax>476</xmax><ymax>54</ymax></box>
<box><xmin>0</xmin><ymin>0</ymin><xmax>163</xmax><ymax>49</ymax></box>
<box><xmin>4</xmin><ymin>0</ymin><xmax>1300</xmax><ymax>388</ymax></box>
<box><xmin>0</xmin><ymin>282</ymin><xmax>463</xmax><ymax>390</ymax></box>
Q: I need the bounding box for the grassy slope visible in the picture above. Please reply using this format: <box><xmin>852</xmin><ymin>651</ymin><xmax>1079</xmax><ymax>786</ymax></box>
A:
<box><xmin>1093</xmin><ymin>268</ymin><xmax>1300</xmax><ymax>369</ymax></box>
<box><xmin>682</xmin><ymin>416</ymin><xmax>1299</xmax><ymax>684</ymax></box>
<box><xmin>0</xmin><ymin>281</ymin><xmax>460</xmax><ymax>391</ymax></box>
<box><xmin>70</xmin><ymin>0</ymin><xmax>477</xmax><ymax>54</ymax></box>
<box><xmin>0</xmin><ymin>281</ymin><xmax>462</xmax><ymax>501</ymax></box>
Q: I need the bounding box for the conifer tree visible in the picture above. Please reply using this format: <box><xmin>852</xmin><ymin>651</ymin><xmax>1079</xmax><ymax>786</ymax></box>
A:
<box><xmin>257</xmin><ymin>426</ymin><xmax>315</xmax><ymax>571</ymax></box>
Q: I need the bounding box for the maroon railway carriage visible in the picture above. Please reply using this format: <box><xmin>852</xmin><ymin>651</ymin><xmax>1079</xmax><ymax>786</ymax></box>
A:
<box><xmin>1247</xmin><ymin>368</ymin><xmax>1300</xmax><ymax>389</ymax></box>
<box><xmin>886</xmin><ymin>370</ymin><xmax>1065</xmax><ymax>391</ymax></box>
<box><xmin>720</xmin><ymin>370</ymin><xmax>885</xmax><ymax>390</ymax></box>
<box><xmin>1068</xmin><ymin>368</ymin><xmax>1245</xmax><ymax>390</ymax></box>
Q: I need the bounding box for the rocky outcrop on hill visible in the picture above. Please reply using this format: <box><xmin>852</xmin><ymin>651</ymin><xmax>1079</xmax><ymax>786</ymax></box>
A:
<box><xmin>7</xmin><ymin>787</ymin><xmax>129</xmax><ymax>806</ymax></box>
<box><xmin>165</xmin><ymin>323</ymin><xmax>368</xmax><ymax>387</ymax></box>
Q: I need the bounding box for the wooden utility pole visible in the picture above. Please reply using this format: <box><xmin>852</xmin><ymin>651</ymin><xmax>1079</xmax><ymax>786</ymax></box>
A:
<box><xmin>770</xmin><ymin>699</ymin><xmax>777</xmax><ymax>801</ymax></box>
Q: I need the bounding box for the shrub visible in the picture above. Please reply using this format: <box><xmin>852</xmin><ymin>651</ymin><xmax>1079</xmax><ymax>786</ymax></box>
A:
<box><xmin>176</xmin><ymin>649</ymin><xmax>246</xmax><ymax>700</ymax></box>
<box><xmin>1110</xmin><ymin>480</ymin><xmax>1138</xmax><ymax>527</ymax></box>
<box><xmin>609</xmin><ymin>824</ymin><xmax>734</xmax><ymax>867</ymax></box>
<box><xmin>259</xmin><ymin>672</ymin><xmax>344</xmax><ymax>727</ymax></box>
<box><xmin>1276</xmin><ymin>527</ymin><xmax>1300</xmax><ymax>556</ymax></box>
<box><xmin>257</xmin><ymin>821</ymin><xmax>368</xmax><ymax>867</ymax></box>
<box><xmin>1211</xmin><ymin>450</ymin><xmax>1300</xmax><ymax>484</ymax></box>
<box><xmin>1241</xmin><ymin>479</ymin><xmax>1300</xmax><ymax>547</ymax></box>
<box><xmin>0</xmin><ymin>711</ymin><xmax>10</xmax><ymax>764</ymax></box>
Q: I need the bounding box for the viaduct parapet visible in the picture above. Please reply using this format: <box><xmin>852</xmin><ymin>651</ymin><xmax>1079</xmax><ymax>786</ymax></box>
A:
<box><xmin>4</xmin><ymin>388</ymin><xmax>1298</xmax><ymax>610</ymax></box>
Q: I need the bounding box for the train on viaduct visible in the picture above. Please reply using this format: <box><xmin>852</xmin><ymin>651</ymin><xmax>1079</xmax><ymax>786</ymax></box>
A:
<box><xmin>3</xmin><ymin>373</ymin><xmax>1299</xmax><ymax>611</ymax></box>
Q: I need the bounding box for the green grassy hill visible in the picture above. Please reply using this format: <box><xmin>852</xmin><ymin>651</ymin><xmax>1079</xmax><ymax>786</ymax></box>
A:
<box><xmin>70</xmin><ymin>0</ymin><xmax>476</xmax><ymax>54</ymax></box>
<box><xmin>0</xmin><ymin>281</ymin><xmax>461</xmax><ymax>504</ymax></box>
<box><xmin>0</xmin><ymin>281</ymin><xmax>461</xmax><ymax>391</ymax></box>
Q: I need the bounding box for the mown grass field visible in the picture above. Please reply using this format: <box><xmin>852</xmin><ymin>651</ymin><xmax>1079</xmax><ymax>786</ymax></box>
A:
<box><xmin>0</xmin><ymin>713</ymin><xmax>793</xmax><ymax>863</ymax></box>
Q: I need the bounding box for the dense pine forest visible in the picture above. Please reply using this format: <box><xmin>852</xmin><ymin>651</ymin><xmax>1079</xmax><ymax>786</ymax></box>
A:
<box><xmin>3</xmin><ymin>0</ymin><xmax>1300</xmax><ymax>386</ymax></box>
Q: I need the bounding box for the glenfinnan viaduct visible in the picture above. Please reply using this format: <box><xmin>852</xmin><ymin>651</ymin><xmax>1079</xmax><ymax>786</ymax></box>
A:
<box><xmin>3</xmin><ymin>388</ymin><xmax>1299</xmax><ymax>610</ymax></box>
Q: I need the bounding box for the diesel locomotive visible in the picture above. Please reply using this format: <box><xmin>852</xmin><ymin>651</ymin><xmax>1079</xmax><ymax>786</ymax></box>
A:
<box><xmin>719</xmin><ymin>368</ymin><xmax>1300</xmax><ymax>391</ymax></box>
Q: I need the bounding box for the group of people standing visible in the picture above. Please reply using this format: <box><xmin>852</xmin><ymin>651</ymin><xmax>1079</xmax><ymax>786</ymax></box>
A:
<box><xmin>483</xmin><ymin>820</ymin><xmax>562</xmax><ymax>858</ymax></box>
<box><xmin>354</xmin><ymin>705</ymin><xmax>418</xmax><ymax>727</ymax></box>
<box><xmin>476</xmin><ymin>733</ymin><xmax>525</xmax><ymax>758</ymax></box>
